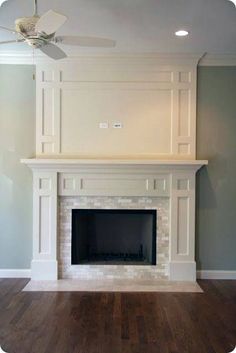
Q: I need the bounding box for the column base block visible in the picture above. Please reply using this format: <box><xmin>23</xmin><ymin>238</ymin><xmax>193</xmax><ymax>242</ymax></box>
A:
<box><xmin>169</xmin><ymin>261</ymin><xmax>196</xmax><ymax>281</ymax></box>
<box><xmin>31</xmin><ymin>260</ymin><xmax>58</xmax><ymax>280</ymax></box>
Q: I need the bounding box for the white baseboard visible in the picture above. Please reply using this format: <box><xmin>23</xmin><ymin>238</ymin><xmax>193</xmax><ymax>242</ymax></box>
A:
<box><xmin>0</xmin><ymin>269</ymin><xmax>31</xmax><ymax>278</ymax></box>
<box><xmin>197</xmin><ymin>270</ymin><xmax>236</xmax><ymax>280</ymax></box>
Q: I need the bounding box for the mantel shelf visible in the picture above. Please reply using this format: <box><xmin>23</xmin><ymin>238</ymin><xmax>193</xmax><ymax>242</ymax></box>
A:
<box><xmin>21</xmin><ymin>158</ymin><xmax>208</xmax><ymax>171</ymax></box>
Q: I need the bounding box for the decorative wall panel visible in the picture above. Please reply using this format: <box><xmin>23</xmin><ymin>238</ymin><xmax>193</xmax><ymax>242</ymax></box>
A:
<box><xmin>36</xmin><ymin>55</ymin><xmax>199</xmax><ymax>158</ymax></box>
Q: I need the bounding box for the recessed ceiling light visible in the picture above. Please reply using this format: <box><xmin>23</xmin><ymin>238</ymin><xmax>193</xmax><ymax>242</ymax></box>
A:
<box><xmin>175</xmin><ymin>30</ymin><xmax>189</xmax><ymax>37</ymax></box>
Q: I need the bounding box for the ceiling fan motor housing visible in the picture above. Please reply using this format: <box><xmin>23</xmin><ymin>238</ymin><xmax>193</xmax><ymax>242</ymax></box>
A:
<box><xmin>15</xmin><ymin>16</ymin><xmax>39</xmax><ymax>36</ymax></box>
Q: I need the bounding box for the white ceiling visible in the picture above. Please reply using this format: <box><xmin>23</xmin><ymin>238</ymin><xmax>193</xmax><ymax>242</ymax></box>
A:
<box><xmin>0</xmin><ymin>0</ymin><xmax>236</xmax><ymax>55</ymax></box>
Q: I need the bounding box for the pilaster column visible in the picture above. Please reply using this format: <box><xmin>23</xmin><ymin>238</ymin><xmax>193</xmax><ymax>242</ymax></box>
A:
<box><xmin>169</xmin><ymin>170</ymin><xmax>196</xmax><ymax>281</ymax></box>
<box><xmin>31</xmin><ymin>171</ymin><xmax>58</xmax><ymax>280</ymax></box>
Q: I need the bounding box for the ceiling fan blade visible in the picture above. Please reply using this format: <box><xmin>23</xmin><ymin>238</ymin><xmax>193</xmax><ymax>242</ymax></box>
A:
<box><xmin>229</xmin><ymin>0</ymin><xmax>236</xmax><ymax>7</ymax></box>
<box><xmin>0</xmin><ymin>0</ymin><xmax>8</xmax><ymax>7</ymax></box>
<box><xmin>55</xmin><ymin>36</ymin><xmax>116</xmax><ymax>47</ymax></box>
<box><xmin>0</xmin><ymin>25</ymin><xmax>18</xmax><ymax>34</ymax></box>
<box><xmin>39</xmin><ymin>43</ymin><xmax>67</xmax><ymax>60</ymax></box>
<box><xmin>0</xmin><ymin>39</ymin><xmax>24</xmax><ymax>45</ymax></box>
<box><xmin>35</xmin><ymin>10</ymin><xmax>67</xmax><ymax>35</ymax></box>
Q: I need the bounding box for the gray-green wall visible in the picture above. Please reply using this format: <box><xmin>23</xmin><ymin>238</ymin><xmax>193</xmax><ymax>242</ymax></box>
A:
<box><xmin>0</xmin><ymin>65</ymin><xmax>235</xmax><ymax>270</ymax></box>
<box><xmin>196</xmin><ymin>67</ymin><xmax>236</xmax><ymax>270</ymax></box>
<box><xmin>0</xmin><ymin>65</ymin><xmax>35</xmax><ymax>269</ymax></box>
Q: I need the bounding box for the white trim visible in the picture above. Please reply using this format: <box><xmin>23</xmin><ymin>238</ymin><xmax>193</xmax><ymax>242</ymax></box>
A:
<box><xmin>31</xmin><ymin>260</ymin><xmax>58</xmax><ymax>280</ymax></box>
<box><xmin>0</xmin><ymin>51</ymin><xmax>236</xmax><ymax>66</ymax></box>
<box><xmin>169</xmin><ymin>262</ymin><xmax>196</xmax><ymax>281</ymax></box>
<box><xmin>199</xmin><ymin>54</ymin><xmax>236</xmax><ymax>66</ymax></box>
<box><xmin>0</xmin><ymin>269</ymin><xmax>31</xmax><ymax>278</ymax></box>
<box><xmin>21</xmin><ymin>158</ymin><xmax>208</xmax><ymax>172</ymax></box>
<box><xmin>197</xmin><ymin>270</ymin><xmax>236</xmax><ymax>280</ymax></box>
<box><xmin>0</xmin><ymin>51</ymin><xmax>203</xmax><ymax>65</ymax></box>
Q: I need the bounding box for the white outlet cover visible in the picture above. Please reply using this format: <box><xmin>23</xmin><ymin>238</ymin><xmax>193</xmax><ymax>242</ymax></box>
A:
<box><xmin>99</xmin><ymin>122</ymin><xmax>109</xmax><ymax>129</ymax></box>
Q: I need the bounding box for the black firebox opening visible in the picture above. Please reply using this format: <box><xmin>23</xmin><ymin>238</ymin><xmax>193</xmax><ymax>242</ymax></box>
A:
<box><xmin>72</xmin><ymin>209</ymin><xmax>156</xmax><ymax>265</ymax></box>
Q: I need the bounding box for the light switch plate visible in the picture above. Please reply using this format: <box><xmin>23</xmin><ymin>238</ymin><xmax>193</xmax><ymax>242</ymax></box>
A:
<box><xmin>113</xmin><ymin>122</ymin><xmax>123</xmax><ymax>129</ymax></box>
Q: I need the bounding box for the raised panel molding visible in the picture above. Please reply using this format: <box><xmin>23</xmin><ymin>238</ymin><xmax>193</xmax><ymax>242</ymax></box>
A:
<box><xmin>32</xmin><ymin>172</ymin><xmax>58</xmax><ymax>280</ymax></box>
<box><xmin>59</xmin><ymin>173</ymin><xmax>170</xmax><ymax>197</ymax></box>
<box><xmin>169</xmin><ymin>172</ymin><xmax>196</xmax><ymax>281</ymax></box>
<box><xmin>35</xmin><ymin>55</ymin><xmax>198</xmax><ymax>159</ymax></box>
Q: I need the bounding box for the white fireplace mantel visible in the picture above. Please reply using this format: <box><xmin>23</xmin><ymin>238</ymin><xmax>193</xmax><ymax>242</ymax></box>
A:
<box><xmin>22</xmin><ymin>158</ymin><xmax>207</xmax><ymax>282</ymax></box>
<box><xmin>21</xmin><ymin>158</ymin><xmax>207</xmax><ymax>168</ymax></box>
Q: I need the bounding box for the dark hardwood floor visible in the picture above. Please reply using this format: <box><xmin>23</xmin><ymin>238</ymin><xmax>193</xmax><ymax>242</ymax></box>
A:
<box><xmin>0</xmin><ymin>279</ymin><xmax>236</xmax><ymax>353</ymax></box>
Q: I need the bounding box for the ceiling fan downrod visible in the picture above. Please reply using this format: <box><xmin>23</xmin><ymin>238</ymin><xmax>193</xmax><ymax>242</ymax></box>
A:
<box><xmin>34</xmin><ymin>0</ymin><xmax>38</xmax><ymax>16</ymax></box>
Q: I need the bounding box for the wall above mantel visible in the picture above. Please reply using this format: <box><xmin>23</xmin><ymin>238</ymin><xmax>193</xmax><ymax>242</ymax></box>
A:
<box><xmin>34</xmin><ymin>54</ymin><xmax>201</xmax><ymax>160</ymax></box>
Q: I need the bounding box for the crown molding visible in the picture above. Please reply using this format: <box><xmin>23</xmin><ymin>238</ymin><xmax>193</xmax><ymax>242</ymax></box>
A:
<box><xmin>0</xmin><ymin>50</ymin><xmax>203</xmax><ymax>66</ymax></box>
<box><xmin>0</xmin><ymin>50</ymin><xmax>235</xmax><ymax>66</ymax></box>
<box><xmin>198</xmin><ymin>54</ymin><xmax>236</xmax><ymax>66</ymax></box>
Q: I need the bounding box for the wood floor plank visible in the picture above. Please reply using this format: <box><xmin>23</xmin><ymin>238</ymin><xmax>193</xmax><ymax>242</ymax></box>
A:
<box><xmin>0</xmin><ymin>279</ymin><xmax>236</xmax><ymax>353</ymax></box>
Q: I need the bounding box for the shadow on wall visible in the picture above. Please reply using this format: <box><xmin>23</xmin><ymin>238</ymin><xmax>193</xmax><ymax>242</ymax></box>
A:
<box><xmin>196</xmin><ymin>152</ymin><xmax>232</xmax><ymax>269</ymax></box>
<box><xmin>197</xmin><ymin>152</ymin><xmax>229</xmax><ymax>209</ymax></box>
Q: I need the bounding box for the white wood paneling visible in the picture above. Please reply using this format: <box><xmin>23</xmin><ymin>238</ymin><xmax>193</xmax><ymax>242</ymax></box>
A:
<box><xmin>22</xmin><ymin>159</ymin><xmax>207</xmax><ymax>281</ymax></box>
<box><xmin>59</xmin><ymin>172</ymin><xmax>170</xmax><ymax>197</ymax></box>
<box><xmin>35</xmin><ymin>55</ymin><xmax>198</xmax><ymax>159</ymax></box>
<box><xmin>169</xmin><ymin>171</ymin><xmax>196</xmax><ymax>281</ymax></box>
<box><xmin>32</xmin><ymin>172</ymin><xmax>58</xmax><ymax>280</ymax></box>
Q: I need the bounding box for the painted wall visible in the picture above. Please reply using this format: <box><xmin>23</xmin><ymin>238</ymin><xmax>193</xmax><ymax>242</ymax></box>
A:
<box><xmin>0</xmin><ymin>65</ymin><xmax>235</xmax><ymax>271</ymax></box>
<box><xmin>0</xmin><ymin>65</ymin><xmax>35</xmax><ymax>269</ymax></box>
<box><xmin>196</xmin><ymin>66</ymin><xmax>236</xmax><ymax>270</ymax></box>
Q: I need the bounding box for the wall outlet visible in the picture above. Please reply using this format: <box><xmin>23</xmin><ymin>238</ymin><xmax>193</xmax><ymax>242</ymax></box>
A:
<box><xmin>99</xmin><ymin>122</ymin><xmax>109</xmax><ymax>129</ymax></box>
<box><xmin>113</xmin><ymin>122</ymin><xmax>123</xmax><ymax>129</ymax></box>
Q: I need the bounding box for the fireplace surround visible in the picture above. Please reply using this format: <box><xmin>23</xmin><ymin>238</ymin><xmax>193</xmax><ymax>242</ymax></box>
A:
<box><xmin>21</xmin><ymin>54</ymin><xmax>208</xmax><ymax>282</ymax></box>
<box><xmin>22</xmin><ymin>159</ymin><xmax>207</xmax><ymax>281</ymax></box>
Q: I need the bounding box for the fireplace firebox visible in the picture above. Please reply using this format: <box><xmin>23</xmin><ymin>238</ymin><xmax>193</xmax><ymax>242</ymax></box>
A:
<box><xmin>72</xmin><ymin>209</ymin><xmax>157</xmax><ymax>265</ymax></box>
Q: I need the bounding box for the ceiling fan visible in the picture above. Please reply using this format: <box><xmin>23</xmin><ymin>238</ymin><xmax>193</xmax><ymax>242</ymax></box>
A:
<box><xmin>0</xmin><ymin>0</ymin><xmax>116</xmax><ymax>60</ymax></box>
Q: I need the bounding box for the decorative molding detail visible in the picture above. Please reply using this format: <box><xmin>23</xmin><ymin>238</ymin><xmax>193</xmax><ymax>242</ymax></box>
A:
<box><xmin>35</xmin><ymin>57</ymin><xmax>199</xmax><ymax>159</ymax></box>
<box><xmin>197</xmin><ymin>270</ymin><xmax>236</xmax><ymax>280</ymax></box>
<box><xmin>1</xmin><ymin>51</ymin><xmax>236</xmax><ymax>66</ymax></box>
<box><xmin>199</xmin><ymin>54</ymin><xmax>236</xmax><ymax>66</ymax></box>
<box><xmin>0</xmin><ymin>269</ymin><xmax>31</xmax><ymax>278</ymax></box>
<box><xmin>0</xmin><ymin>51</ymin><xmax>203</xmax><ymax>65</ymax></box>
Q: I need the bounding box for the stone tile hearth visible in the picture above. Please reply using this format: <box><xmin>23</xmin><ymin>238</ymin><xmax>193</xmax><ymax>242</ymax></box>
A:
<box><xmin>23</xmin><ymin>279</ymin><xmax>203</xmax><ymax>292</ymax></box>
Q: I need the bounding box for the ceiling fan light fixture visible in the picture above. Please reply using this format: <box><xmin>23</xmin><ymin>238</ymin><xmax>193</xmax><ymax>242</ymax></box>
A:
<box><xmin>0</xmin><ymin>0</ymin><xmax>116</xmax><ymax>60</ymax></box>
<box><xmin>175</xmin><ymin>29</ymin><xmax>189</xmax><ymax>37</ymax></box>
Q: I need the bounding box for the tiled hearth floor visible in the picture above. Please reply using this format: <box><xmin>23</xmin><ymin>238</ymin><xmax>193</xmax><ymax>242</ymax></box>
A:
<box><xmin>23</xmin><ymin>279</ymin><xmax>203</xmax><ymax>292</ymax></box>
